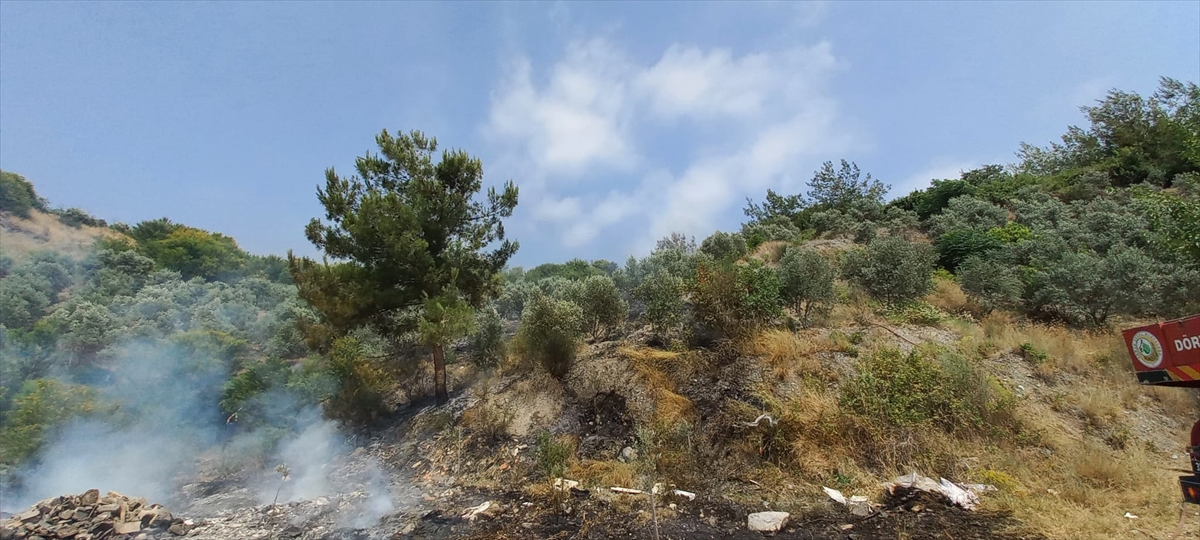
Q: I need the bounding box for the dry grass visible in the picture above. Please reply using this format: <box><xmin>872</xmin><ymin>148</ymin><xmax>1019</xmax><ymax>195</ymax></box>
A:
<box><xmin>1071</xmin><ymin>387</ymin><xmax>1121</xmax><ymax>429</ymax></box>
<box><xmin>924</xmin><ymin>276</ymin><xmax>970</xmax><ymax>314</ymax></box>
<box><xmin>620</xmin><ymin>347</ymin><xmax>697</xmax><ymax>425</ymax></box>
<box><xmin>0</xmin><ymin>210</ymin><xmax>124</xmax><ymax>262</ymax></box>
<box><xmin>748</xmin><ymin>329</ymin><xmax>827</xmax><ymax>380</ymax></box>
<box><xmin>569</xmin><ymin>459</ymin><xmax>639</xmax><ymax>489</ymax></box>
<box><xmin>749</xmin><ymin>241</ymin><xmax>789</xmax><ymax>265</ymax></box>
<box><xmin>1148</xmin><ymin>386</ymin><xmax>1200</xmax><ymax>420</ymax></box>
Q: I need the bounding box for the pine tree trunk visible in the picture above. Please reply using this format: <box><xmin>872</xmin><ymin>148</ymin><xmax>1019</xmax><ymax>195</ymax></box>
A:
<box><xmin>433</xmin><ymin>343</ymin><xmax>448</xmax><ymax>405</ymax></box>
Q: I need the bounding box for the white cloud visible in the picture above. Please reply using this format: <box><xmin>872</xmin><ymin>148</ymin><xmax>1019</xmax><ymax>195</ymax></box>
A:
<box><xmin>486</xmin><ymin>39</ymin><xmax>635</xmax><ymax>178</ymax></box>
<box><xmin>486</xmin><ymin>39</ymin><xmax>854</xmax><ymax>256</ymax></box>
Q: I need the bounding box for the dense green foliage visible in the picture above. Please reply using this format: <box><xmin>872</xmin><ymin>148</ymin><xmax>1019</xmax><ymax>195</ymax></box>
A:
<box><xmin>776</xmin><ymin>247</ymin><xmax>836</xmax><ymax>327</ymax></box>
<box><xmin>840</xmin><ymin>237</ymin><xmax>936</xmax><ymax>306</ymax></box>
<box><xmin>288</xmin><ymin>130</ymin><xmax>518</xmax><ymax>403</ymax></box>
<box><xmin>840</xmin><ymin>347</ymin><xmax>1016</xmax><ymax>433</ymax></box>
<box><xmin>518</xmin><ymin>294</ymin><xmax>583</xmax><ymax>378</ymax></box>
<box><xmin>0</xmin><ymin>170</ymin><xmax>48</xmax><ymax>218</ymax></box>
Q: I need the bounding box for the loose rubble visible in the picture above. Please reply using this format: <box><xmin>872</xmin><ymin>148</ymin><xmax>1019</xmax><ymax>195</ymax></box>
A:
<box><xmin>1</xmin><ymin>489</ymin><xmax>192</xmax><ymax>540</ymax></box>
<box><xmin>746</xmin><ymin>511</ymin><xmax>789</xmax><ymax>532</ymax></box>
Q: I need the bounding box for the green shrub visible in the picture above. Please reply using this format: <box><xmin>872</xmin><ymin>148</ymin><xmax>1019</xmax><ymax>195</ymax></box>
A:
<box><xmin>958</xmin><ymin>256</ymin><xmax>1023</xmax><ymax>314</ymax></box>
<box><xmin>323</xmin><ymin>336</ymin><xmax>391</xmax><ymax>423</ymax></box>
<box><xmin>690</xmin><ymin>259</ymin><xmax>781</xmax><ymax>340</ymax></box>
<box><xmin>776</xmin><ymin>247</ymin><xmax>835</xmax><ymax>327</ymax></box>
<box><xmin>839</xmin><ymin>347</ymin><xmax>1016</xmax><ymax>434</ymax></box>
<box><xmin>0</xmin><ymin>379</ymin><xmax>99</xmax><ymax>466</ymax></box>
<box><xmin>534</xmin><ymin>430</ymin><xmax>572</xmax><ymax>481</ymax></box>
<box><xmin>565</xmin><ymin>275</ymin><xmax>627</xmax><ymax>338</ymax></box>
<box><xmin>925</xmin><ymin>196</ymin><xmax>1008</xmax><ymax>239</ymax></box>
<box><xmin>935</xmin><ymin>229</ymin><xmax>1001</xmax><ymax>272</ymax></box>
<box><xmin>518</xmin><ymin>294</ymin><xmax>583</xmax><ymax>378</ymax></box>
<box><xmin>635</xmin><ymin>269</ymin><xmax>685</xmax><ymax>337</ymax></box>
<box><xmin>52</xmin><ymin>208</ymin><xmax>106</xmax><ymax>228</ymax></box>
<box><xmin>469</xmin><ymin>307</ymin><xmax>506</xmax><ymax>368</ymax></box>
<box><xmin>1017</xmin><ymin>342</ymin><xmax>1049</xmax><ymax>365</ymax></box>
<box><xmin>0</xmin><ymin>171</ymin><xmax>47</xmax><ymax>218</ymax></box>
<box><xmin>840</xmin><ymin>237</ymin><xmax>936</xmax><ymax>306</ymax></box>
<box><xmin>699</xmin><ymin>231</ymin><xmax>748</xmax><ymax>262</ymax></box>
<box><xmin>0</xmin><ymin>273</ymin><xmax>54</xmax><ymax>329</ymax></box>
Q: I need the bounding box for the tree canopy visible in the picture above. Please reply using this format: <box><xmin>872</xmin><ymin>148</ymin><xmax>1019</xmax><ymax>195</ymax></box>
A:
<box><xmin>288</xmin><ymin>130</ymin><xmax>518</xmax><ymax>402</ymax></box>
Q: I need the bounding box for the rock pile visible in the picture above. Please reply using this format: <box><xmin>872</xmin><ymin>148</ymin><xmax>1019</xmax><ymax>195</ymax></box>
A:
<box><xmin>1</xmin><ymin>489</ymin><xmax>193</xmax><ymax>540</ymax></box>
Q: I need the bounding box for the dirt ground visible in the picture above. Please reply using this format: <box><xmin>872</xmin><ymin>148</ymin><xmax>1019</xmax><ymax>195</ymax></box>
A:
<box><xmin>395</xmin><ymin>490</ymin><xmax>1045</xmax><ymax>540</ymax></box>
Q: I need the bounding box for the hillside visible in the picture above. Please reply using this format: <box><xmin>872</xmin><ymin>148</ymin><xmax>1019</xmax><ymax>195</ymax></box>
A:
<box><xmin>0</xmin><ymin>205</ymin><xmax>121</xmax><ymax>264</ymax></box>
<box><xmin>2</xmin><ymin>78</ymin><xmax>1200</xmax><ymax>540</ymax></box>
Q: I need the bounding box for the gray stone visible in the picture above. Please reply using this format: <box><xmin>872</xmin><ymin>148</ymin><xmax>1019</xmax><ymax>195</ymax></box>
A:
<box><xmin>80</xmin><ymin>489</ymin><xmax>100</xmax><ymax>506</ymax></box>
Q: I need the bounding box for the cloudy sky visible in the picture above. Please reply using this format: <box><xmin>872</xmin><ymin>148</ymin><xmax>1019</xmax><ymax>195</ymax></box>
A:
<box><xmin>1</xmin><ymin>2</ymin><xmax>1196</xmax><ymax>265</ymax></box>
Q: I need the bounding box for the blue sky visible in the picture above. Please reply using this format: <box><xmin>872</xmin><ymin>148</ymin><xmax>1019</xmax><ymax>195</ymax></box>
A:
<box><xmin>1</xmin><ymin>2</ymin><xmax>1197</xmax><ymax>266</ymax></box>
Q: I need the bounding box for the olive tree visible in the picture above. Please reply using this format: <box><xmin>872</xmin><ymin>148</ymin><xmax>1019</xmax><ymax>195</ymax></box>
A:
<box><xmin>841</xmin><ymin>237</ymin><xmax>936</xmax><ymax>306</ymax></box>
<box><xmin>518</xmin><ymin>294</ymin><xmax>583</xmax><ymax>378</ymax></box>
<box><xmin>776</xmin><ymin>248</ymin><xmax>835</xmax><ymax>326</ymax></box>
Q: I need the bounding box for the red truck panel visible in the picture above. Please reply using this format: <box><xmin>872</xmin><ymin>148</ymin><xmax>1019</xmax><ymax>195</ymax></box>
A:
<box><xmin>1124</xmin><ymin>314</ymin><xmax>1200</xmax><ymax>387</ymax></box>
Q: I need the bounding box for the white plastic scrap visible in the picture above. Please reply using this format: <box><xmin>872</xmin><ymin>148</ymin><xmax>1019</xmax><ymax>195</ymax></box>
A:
<box><xmin>822</xmin><ymin>486</ymin><xmax>874</xmax><ymax>516</ymax></box>
<box><xmin>739</xmin><ymin>414</ymin><xmax>779</xmax><ymax>428</ymax></box>
<box><xmin>672</xmin><ymin>489</ymin><xmax>696</xmax><ymax>501</ymax></box>
<box><xmin>883</xmin><ymin>472</ymin><xmax>994</xmax><ymax>511</ymax></box>
<box><xmin>610</xmin><ymin>487</ymin><xmax>644</xmax><ymax>495</ymax></box>
<box><xmin>462</xmin><ymin>501</ymin><xmax>492</xmax><ymax>521</ymax></box>
<box><xmin>1124</xmin><ymin>512</ymin><xmax>1139</xmax><ymax>519</ymax></box>
<box><xmin>822</xmin><ymin>486</ymin><xmax>848</xmax><ymax>505</ymax></box>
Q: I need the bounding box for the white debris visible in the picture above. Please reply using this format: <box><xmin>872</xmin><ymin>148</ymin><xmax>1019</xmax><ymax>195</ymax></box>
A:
<box><xmin>672</xmin><ymin>489</ymin><xmax>696</xmax><ymax>501</ymax></box>
<box><xmin>462</xmin><ymin>501</ymin><xmax>493</xmax><ymax>521</ymax></box>
<box><xmin>552</xmin><ymin>478</ymin><xmax>579</xmax><ymax>491</ymax></box>
<box><xmin>823</xmin><ymin>486</ymin><xmax>848</xmax><ymax>505</ymax></box>
<box><xmin>823</xmin><ymin>486</ymin><xmax>874</xmax><ymax>516</ymax></box>
<box><xmin>882</xmin><ymin>472</ymin><xmax>994</xmax><ymax>511</ymax></box>
<box><xmin>610</xmin><ymin>487</ymin><xmax>644</xmax><ymax>495</ymax></box>
<box><xmin>1124</xmin><ymin>512</ymin><xmax>1139</xmax><ymax>519</ymax></box>
<box><xmin>747</xmin><ymin>511</ymin><xmax>789</xmax><ymax>532</ymax></box>
<box><xmin>740</xmin><ymin>414</ymin><xmax>779</xmax><ymax>428</ymax></box>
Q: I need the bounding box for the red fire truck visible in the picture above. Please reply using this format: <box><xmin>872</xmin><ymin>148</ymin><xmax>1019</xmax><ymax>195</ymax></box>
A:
<box><xmin>1124</xmin><ymin>313</ymin><xmax>1200</xmax><ymax>504</ymax></box>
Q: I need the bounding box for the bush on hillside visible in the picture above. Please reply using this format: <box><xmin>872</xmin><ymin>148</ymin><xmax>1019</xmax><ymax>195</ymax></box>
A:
<box><xmin>323</xmin><ymin>335</ymin><xmax>391</xmax><ymax>423</ymax></box>
<box><xmin>635</xmin><ymin>269</ymin><xmax>685</xmax><ymax>338</ymax></box>
<box><xmin>700</xmin><ymin>231</ymin><xmax>748</xmax><ymax>262</ymax></box>
<box><xmin>925</xmin><ymin>196</ymin><xmax>1008</xmax><ymax>239</ymax></box>
<box><xmin>469</xmin><ymin>307</ymin><xmax>506</xmax><ymax>368</ymax></box>
<box><xmin>690</xmin><ymin>258</ymin><xmax>782</xmax><ymax>340</ymax></box>
<box><xmin>0</xmin><ymin>171</ymin><xmax>48</xmax><ymax>218</ymax></box>
<box><xmin>518</xmin><ymin>294</ymin><xmax>583</xmax><ymax>378</ymax></box>
<box><xmin>52</xmin><ymin>207</ymin><xmax>107</xmax><ymax>228</ymax></box>
<box><xmin>0</xmin><ymin>273</ymin><xmax>55</xmax><ymax>330</ymax></box>
<box><xmin>564</xmin><ymin>275</ymin><xmax>627</xmax><ymax>338</ymax></box>
<box><xmin>776</xmin><ymin>247</ymin><xmax>835</xmax><ymax>327</ymax></box>
<box><xmin>0</xmin><ymin>379</ymin><xmax>99</xmax><ymax>467</ymax></box>
<box><xmin>840</xmin><ymin>237</ymin><xmax>936</xmax><ymax>306</ymax></box>
<box><xmin>934</xmin><ymin>229</ymin><xmax>1002</xmax><ymax>272</ymax></box>
<box><xmin>957</xmin><ymin>256</ymin><xmax>1023</xmax><ymax>314</ymax></box>
<box><xmin>839</xmin><ymin>347</ymin><xmax>1016</xmax><ymax>434</ymax></box>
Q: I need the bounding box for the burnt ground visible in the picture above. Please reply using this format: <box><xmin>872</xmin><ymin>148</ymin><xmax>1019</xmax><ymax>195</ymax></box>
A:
<box><xmin>394</xmin><ymin>490</ymin><xmax>1046</xmax><ymax>540</ymax></box>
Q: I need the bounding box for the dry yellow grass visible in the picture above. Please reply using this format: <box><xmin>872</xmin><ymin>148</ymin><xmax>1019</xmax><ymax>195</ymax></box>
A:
<box><xmin>749</xmin><ymin>240</ymin><xmax>789</xmax><ymax>265</ymax></box>
<box><xmin>0</xmin><ymin>210</ymin><xmax>124</xmax><ymax>261</ymax></box>
<box><xmin>748</xmin><ymin>329</ymin><xmax>827</xmax><ymax>380</ymax></box>
<box><xmin>620</xmin><ymin>347</ymin><xmax>697</xmax><ymax>425</ymax></box>
<box><xmin>569</xmin><ymin>459</ymin><xmax>638</xmax><ymax>489</ymax></box>
<box><xmin>924</xmin><ymin>276</ymin><xmax>970</xmax><ymax>314</ymax></box>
